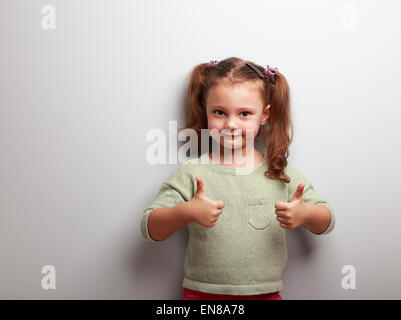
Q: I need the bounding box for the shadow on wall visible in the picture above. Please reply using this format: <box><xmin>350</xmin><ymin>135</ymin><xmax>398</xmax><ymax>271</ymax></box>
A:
<box><xmin>128</xmin><ymin>222</ymin><xmax>189</xmax><ymax>299</ymax></box>
<box><xmin>281</xmin><ymin>226</ymin><xmax>321</xmax><ymax>299</ymax></box>
<box><xmin>287</xmin><ymin>226</ymin><xmax>316</xmax><ymax>258</ymax></box>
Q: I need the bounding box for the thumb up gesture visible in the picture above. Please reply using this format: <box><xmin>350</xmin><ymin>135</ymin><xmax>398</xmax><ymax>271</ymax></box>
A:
<box><xmin>274</xmin><ymin>183</ymin><xmax>310</xmax><ymax>230</ymax></box>
<box><xmin>188</xmin><ymin>176</ymin><xmax>225</xmax><ymax>228</ymax></box>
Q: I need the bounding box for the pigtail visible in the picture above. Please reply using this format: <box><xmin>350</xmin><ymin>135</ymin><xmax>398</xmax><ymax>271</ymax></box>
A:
<box><xmin>261</xmin><ymin>72</ymin><xmax>294</xmax><ymax>183</ymax></box>
<box><xmin>178</xmin><ymin>63</ymin><xmax>209</xmax><ymax>156</ymax></box>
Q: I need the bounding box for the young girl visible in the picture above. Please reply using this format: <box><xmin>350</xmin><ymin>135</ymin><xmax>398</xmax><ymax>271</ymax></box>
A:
<box><xmin>140</xmin><ymin>57</ymin><xmax>335</xmax><ymax>300</ymax></box>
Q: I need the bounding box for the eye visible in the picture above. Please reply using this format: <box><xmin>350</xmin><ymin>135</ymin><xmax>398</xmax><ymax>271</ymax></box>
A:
<box><xmin>213</xmin><ymin>110</ymin><xmax>251</xmax><ymax>117</ymax></box>
<box><xmin>214</xmin><ymin>110</ymin><xmax>225</xmax><ymax>116</ymax></box>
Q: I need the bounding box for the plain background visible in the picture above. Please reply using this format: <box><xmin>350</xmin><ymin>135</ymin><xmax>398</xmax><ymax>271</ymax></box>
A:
<box><xmin>1</xmin><ymin>0</ymin><xmax>400</xmax><ymax>299</ymax></box>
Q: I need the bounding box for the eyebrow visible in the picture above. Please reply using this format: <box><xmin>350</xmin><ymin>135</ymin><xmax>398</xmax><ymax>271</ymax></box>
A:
<box><xmin>211</xmin><ymin>105</ymin><xmax>256</xmax><ymax>111</ymax></box>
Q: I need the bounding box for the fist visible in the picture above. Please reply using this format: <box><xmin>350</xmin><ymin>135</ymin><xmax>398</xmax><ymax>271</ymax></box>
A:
<box><xmin>188</xmin><ymin>176</ymin><xmax>225</xmax><ymax>228</ymax></box>
<box><xmin>274</xmin><ymin>183</ymin><xmax>309</xmax><ymax>229</ymax></box>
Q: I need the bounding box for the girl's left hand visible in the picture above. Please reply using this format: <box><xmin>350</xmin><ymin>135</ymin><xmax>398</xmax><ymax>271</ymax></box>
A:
<box><xmin>274</xmin><ymin>183</ymin><xmax>310</xmax><ymax>230</ymax></box>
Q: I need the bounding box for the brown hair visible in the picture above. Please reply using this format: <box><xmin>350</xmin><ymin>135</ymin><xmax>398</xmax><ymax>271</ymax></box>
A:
<box><xmin>178</xmin><ymin>57</ymin><xmax>293</xmax><ymax>183</ymax></box>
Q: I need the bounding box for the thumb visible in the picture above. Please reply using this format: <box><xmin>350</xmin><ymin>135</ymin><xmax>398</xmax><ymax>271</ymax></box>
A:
<box><xmin>195</xmin><ymin>176</ymin><xmax>207</xmax><ymax>196</ymax></box>
<box><xmin>290</xmin><ymin>183</ymin><xmax>305</xmax><ymax>202</ymax></box>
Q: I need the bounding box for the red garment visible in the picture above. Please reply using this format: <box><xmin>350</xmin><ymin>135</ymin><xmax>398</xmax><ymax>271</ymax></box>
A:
<box><xmin>182</xmin><ymin>288</ymin><xmax>282</xmax><ymax>300</ymax></box>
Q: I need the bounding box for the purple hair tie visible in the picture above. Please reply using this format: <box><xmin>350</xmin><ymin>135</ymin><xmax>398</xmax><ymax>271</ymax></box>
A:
<box><xmin>265</xmin><ymin>65</ymin><xmax>279</xmax><ymax>84</ymax></box>
<box><xmin>205</xmin><ymin>60</ymin><xmax>219</xmax><ymax>69</ymax></box>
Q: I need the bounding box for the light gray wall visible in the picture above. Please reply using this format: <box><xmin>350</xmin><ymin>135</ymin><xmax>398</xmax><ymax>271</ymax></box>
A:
<box><xmin>1</xmin><ymin>0</ymin><xmax>400</xmax><ymax>299</ymax></box>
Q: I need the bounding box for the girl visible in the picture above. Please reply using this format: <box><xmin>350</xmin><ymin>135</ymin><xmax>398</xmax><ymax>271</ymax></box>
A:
<box><xmin>140</xmin><ymin>57</ymin><xmax>335</xmax><ymax>300</ymax></box>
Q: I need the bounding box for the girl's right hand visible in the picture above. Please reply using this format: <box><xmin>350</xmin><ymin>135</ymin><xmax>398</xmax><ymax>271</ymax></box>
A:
<box><xmin>187</xmin><ymin>176</ymin><xmax>225</xmax><ymax>228</ymax></box>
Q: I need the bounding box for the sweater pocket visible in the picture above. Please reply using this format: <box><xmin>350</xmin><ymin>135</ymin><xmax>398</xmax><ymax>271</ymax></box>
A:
<box><xmin>246</xmin><ymin>197</ymin><xmax>274</xmax><ymax>230</ymax></box>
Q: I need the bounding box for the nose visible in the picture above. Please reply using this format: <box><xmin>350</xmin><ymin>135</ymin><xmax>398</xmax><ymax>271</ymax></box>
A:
<box><xmin>224</xmin><ymin>116</ymin><xmax>238</xmax><ymax>132</ymax></box>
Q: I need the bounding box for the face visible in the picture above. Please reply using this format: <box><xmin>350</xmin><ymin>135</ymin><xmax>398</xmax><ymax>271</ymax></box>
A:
<box><xmin>205</xmin><ymin>81</ymin><xmax>270</xmax><ymax>154</ymax></box>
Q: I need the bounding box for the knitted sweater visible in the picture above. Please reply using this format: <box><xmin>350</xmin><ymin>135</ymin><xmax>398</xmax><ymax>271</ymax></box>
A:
<box><xmin>140</xmin><ymin>152</ymin><xmax>335</xmax><ymax>295</ymax></box>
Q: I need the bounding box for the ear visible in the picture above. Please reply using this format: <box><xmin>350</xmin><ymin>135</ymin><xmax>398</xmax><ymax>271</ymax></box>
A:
<box><xmin>260</xmin><ymin>104</ymin><xmax>270</xmax><ymax>125</ymax></box>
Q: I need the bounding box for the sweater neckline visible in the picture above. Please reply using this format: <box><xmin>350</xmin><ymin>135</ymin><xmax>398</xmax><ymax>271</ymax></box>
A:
<box><xmin>199</xmin><ymin>152</ymin><xmax>268</xmax><ymax>176</ymax></box>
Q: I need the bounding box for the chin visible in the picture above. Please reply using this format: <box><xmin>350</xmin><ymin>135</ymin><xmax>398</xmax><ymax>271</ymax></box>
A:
<box><xmin>220</xmin><ymin>139</ymin><xmax>244</xmax><ymax>150</ymax></box>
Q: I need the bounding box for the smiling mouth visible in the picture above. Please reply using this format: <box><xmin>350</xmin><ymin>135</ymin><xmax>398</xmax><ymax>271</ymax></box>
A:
<box><xmin>222</xmin><ymin>135</ymin><xmax>241</xmax><ymax>138</ymax></box>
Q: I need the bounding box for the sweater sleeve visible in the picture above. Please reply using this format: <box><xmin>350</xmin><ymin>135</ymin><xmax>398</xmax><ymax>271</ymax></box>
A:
<box><xmin>284</xmin><ymin>163</ymin><xmax>335</xmax><ymax>235</ymax></box>
<box><xmin>140</xmin><ymin>164</ymin><xmax>195</xmax><ymax>243</ymax></box>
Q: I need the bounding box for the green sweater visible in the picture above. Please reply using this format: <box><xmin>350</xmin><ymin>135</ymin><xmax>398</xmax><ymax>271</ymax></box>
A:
<box><xmin>140</xmin><ymin>152</ymin><xmax>335</xmax><ymax>295</ymax></box>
